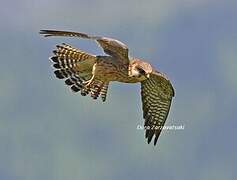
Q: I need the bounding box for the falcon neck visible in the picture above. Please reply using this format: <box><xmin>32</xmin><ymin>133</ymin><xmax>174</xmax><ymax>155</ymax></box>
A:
<box><xmin>95</xmin><ymin>56</ymin><xmax>144</xmax><ymax>83</ymax></box>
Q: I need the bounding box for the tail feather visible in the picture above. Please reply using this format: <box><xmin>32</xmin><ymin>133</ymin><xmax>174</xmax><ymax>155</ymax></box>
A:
<box><xmin>53</xmin><ymin>68</ymin><xmax>77</xmax><ymax>79</ymax></box>
<box><xmin>100</xmin><ymin>82</ymin><xmax>109</xmax><ymax>102</ymax></box>
<box><xmin>50</xmin><ymin>43</ymin><xmax>109</xmax><ymax>101</ymax></box>
<box><xmin>89</xmin><ymin>81</ymin><xmax>109</xmax><ymax>101</ymax></box>
<box><xmin>51</xmin><ymin>43</ymin><xmax>96</xmax><ymax>70</ymax></box>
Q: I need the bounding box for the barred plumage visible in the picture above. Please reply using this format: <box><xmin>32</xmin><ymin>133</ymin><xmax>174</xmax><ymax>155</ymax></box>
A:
<box><xmin>40</xmin><ymin>30</ymin><xmax>175</xmax><ymax>146</ymax></box>
<box><xmin>50</xmin><ymin>43</ymin><xmax>109</xmax><ymax>100</ymax></box>
<box><xmin>100</xmin><ymin>82</ymin><xmax>109</xmax><ymax>102</ymax></box>
<box><xmin>141</xmin><ymin>71</ymin><xmax>174</xmax><ymax>145</ymax></box>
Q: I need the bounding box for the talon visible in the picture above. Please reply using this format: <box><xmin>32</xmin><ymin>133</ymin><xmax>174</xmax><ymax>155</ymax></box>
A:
<box><xmin>82</xmin><ymin>75</ymin><xmax>95</xmax><ymax>88</ymax></box>
<box><xmin>82</xmin><ymin>80</ymin><xmax>92</xmax><ymax>87</ymax></box>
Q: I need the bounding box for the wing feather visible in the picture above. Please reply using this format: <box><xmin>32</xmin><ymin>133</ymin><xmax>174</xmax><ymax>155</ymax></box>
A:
<box><xmin>141</xmin><ymin>70</ymin><xmax>174</xmax><ymax>145</ymax></box>
<box><xmin>40</xmin><ymin>30</ymin><xmax>129</xmax><ymax>64</ymax></box>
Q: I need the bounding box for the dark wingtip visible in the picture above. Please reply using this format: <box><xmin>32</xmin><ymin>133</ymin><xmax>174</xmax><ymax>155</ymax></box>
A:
<box><xmin>147</xmin><ymin>136</ymin><xmax>153</xmax><ymax>144</ymax></box>
<box><xmin>145</xmin><ymin>129</ymin><xmax>159</xmax><ymax>145</ymax></box>
<box><xmin>39</xmin><ymin>30</ymin><xmax>45</xmax><ymax>34</ymax></box>
<box><xmin>39</xmin><ymin>30</ymin><xmax>60</xmax><ymax>37</ymax></box>
<box><xmin>39</xmin><ymin>30</ymin><xmax>51</xmax><ymax>37</ymax></box>
<box><xmin>145</xmin><ymin>130</ymin><xmax>149</xmax><ymax>138</ymax></box>
<box><xmin>154</xmin><ymin>136</ymin><xmax>158</xmax><ymax>146</ymax></box>
<box><xmin>147</xmin><ymin>135</ymin><xmax>159</xmax><ymax>146</ymax></box>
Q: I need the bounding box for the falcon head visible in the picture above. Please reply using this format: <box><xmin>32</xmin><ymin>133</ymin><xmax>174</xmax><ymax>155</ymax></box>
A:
<box><xmin>129</xmin><ymin>59</ymin><xmax>153</xmax><ymax>80</ymax></box>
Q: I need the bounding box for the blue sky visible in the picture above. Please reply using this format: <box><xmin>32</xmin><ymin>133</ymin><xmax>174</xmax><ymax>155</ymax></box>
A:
<box><xmin>0</xmin><ymin>0</ymin><xmax>236</xmax><ymax>180</ymax></box>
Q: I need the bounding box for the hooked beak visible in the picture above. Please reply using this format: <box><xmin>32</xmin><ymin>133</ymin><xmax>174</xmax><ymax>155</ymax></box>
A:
<box><xmin>146</xmin><ymin>73</ymin><xmax>150</xmax><ymax>78</ymax></box>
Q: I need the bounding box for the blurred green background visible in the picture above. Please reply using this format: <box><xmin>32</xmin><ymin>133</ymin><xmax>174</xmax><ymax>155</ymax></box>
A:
<box><xmin>1</xmin><ymin>0</ymin><xmax>236</xmax><ymax>179</ymax></box>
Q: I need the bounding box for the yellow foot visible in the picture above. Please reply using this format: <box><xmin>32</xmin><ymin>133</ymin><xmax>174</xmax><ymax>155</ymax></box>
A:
<box><xmin>82</xmin><ymin>80</ymin><xmax>91</xmax><ymax>87</ymax></box>
<box><xmin>82</xmin><ymin>75</ymin><xmax>95</xmax><ymax>88</ymax></box>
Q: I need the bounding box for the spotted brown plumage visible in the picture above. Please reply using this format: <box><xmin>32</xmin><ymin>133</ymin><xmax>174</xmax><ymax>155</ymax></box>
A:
<box><xmin>40</xmin><ymin>29</ymin><xmax>175</xmax><ymax>145</ymax></box>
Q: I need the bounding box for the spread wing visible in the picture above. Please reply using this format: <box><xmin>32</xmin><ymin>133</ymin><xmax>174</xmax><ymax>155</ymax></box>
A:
<box><xmin>141</xmin><ymin>70</ymin><xmax>175</xmax><ymax>145</ymax></box>
<box><xmin>39</xmin><ymin>30</ymin><xmax>129</xmax><ymax>65</ymax></box>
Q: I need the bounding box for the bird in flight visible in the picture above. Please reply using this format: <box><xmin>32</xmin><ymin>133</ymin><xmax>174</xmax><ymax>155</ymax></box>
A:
<box><xmin>40</xmin><ymin>30</ymin><xmax>175</xmax><ymax>145</ymax></box>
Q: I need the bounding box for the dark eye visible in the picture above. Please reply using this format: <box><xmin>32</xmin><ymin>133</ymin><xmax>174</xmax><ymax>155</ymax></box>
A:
<box><xmin>136</xmin><ymin>66</ymin><xmax>146</xmax><ymax>75</ymax></box>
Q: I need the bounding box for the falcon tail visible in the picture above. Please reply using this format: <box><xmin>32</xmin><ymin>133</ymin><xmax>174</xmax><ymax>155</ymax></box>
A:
<box><xmin>50</xmin><ymin>43</ymin><xmax>95</xmax><ymax>80</ymax></box>
<box><xmin>50</xmin><ymin>43</ymin><xmax>109</xmax><ymax>101</ymax></box>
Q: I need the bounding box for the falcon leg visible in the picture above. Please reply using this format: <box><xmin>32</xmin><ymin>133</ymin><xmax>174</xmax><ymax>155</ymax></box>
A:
<box><xmin>82</xmin><ymin>75</ymin><xmax>95</xmax><ymax>87</ymax></box>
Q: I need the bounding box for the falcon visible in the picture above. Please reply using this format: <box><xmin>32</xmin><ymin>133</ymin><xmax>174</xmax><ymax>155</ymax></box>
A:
<box><xmin>39</xmin><ymin>30</ymin><xmax>175</xmax><ymax>145</ymax></box>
